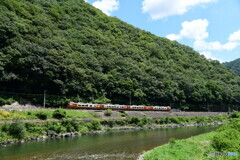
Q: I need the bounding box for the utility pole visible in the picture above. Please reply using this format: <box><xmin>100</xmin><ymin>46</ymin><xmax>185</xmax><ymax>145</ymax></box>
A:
<box><xmin>43</xmin><ymin>90</ymin><xmax>46</xmax><ymax>108</ymax></box>
<box><xmin>129</xmin><ymin>93</ymin><xmax>131</xmax><ymax>105</ymax></box>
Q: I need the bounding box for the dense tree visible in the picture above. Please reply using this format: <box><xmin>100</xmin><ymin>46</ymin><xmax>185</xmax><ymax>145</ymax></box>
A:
<box><xmin>0</xmin><ymin>0</ymin><xmax>240</xmax><ymax>110</ymax></box>
<box><xmin>224</xmin><ymin>58</ymin><xmax>240</xmax><ymax>75</ymax></box>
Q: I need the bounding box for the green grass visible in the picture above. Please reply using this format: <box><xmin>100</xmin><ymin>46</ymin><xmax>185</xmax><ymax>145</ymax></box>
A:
<box><xmin>0</xmin><ymin>109</ymin><xmax>100</xmax><ymax>120</ymax></box>
<box><xmin>143</xmin><ymin>132</ymin><xmax>216</xmax><ymax>160</ymax></box>
<box><xmin>143</xmin><ymin>117</ymin><xmax>240</xmax><ymax>160</ymax></box>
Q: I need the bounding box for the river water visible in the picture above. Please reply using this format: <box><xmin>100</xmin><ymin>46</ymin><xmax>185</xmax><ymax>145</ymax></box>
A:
<box><xmin>0</xmin><ymin>126</ymin><xmax>218</xmax><ymax>160</ymax></box>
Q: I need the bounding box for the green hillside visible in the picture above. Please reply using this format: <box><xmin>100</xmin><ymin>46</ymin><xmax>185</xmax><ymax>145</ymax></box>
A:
<box><xmin>0</xmin><ymin>0</ymin><xmax>240</xmax><ymax>109</ymax></box>
<box><xmin>224</xmin><ymin>58</ymin><xmax>240</xmax><ymax>75</ymax></box>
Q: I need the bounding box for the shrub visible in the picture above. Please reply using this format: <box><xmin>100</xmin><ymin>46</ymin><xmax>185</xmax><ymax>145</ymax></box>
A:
<box><xmin>211</xmin><ymin>120</ymin><xmax>240</xmax><ymax>152</ymax></box>
<box><xmin>35</xmin><ymin>111</ymin><xmax>48</xmax><ymax>120</ymax></box>
<box><xmin>128</xmin><ymin>116</ymin><xmax>141</xmax><ymax>125</ymax></box>
<box><xmin>93</xmin><ymin>96</ymin><xmax>111</xmax><ymax>104</ymax></box>
<box><xmin>104</xmin><ymin>109</ymin><xmax>112</xmax><ymax>116</ymax></box>
<box><xmin>0</xmin><ymin>97</ymin><xmax>15</xmax><ymax>106</ymax></box>
<box><xmin>86</xmin><ymin>120</ymin><xmax>102</xmax><ymax>131</ymax></box>
<box><xmin>0</xmin><ymin>131</ymin><xmax>9</xmax><ymax>142</ymax></box>
<box><xmin>61</xmin><ymin>119</ymin><xmax>82</xmax><ymax>132</ymax></box>
<box><xmin>0</xmin><ymin>111</ymin><xmax>10</xmax><ymax>117</ymax></box>
<box><xmin>8</xmin><ymin>119</ymin><xmax>27</xmax><ymax>139</ymax></box>
<box><xmin>45</xmin><ymin>121</ymin><xmax>66</xmax><ymax>134</ymax></box>
<box><xmin>211</xmin><ymin>129</ymin><xmax>240</xmax><ymax>152</ymax></box>
<box><xmin>169</xmin><ymin>138</ymin><xmax>177</xmax><ymax>146</ymax></box>
<box><xmin>142</xmin><ymin>117</ymin><xmax>153</xmax><ymax>126</ymax></box>
<box><xmin>25</xmin><ymin>123</ymin><xmax>46</xmax><ymax>135</ymax></box>
<box><xmin>119</xmin><ymin>112</ymin><xmax>127</xmax><ymax>117</ymax></box>
<box><xmin>169</xmin><ymin>117</ymin><xmax>181</xmax><ymax>124</ymax></box>
<box><xmin>230</xmin><ymin>112</ymin><xmax>240</xmax><ymax>119</ymax></box>
<box><xmin>53</xmin><ymin>109</ymin><xmax>66</xmax><ymax>119</ymax></box>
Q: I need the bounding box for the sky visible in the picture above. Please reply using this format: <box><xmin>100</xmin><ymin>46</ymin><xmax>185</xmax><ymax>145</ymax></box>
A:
<box><xmin>86</xmin><ymin>0</ymin><xmax>240</xmax><ymax>62</ymax></box>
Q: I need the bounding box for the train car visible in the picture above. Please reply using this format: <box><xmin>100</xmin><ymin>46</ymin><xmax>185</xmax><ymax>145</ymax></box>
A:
<box><xmin>129</xmin><ymin>105</ymin><xmax>145</xmax><ymax>111</ymax></box>
<box><xmin>67</xmin><ymin>101</ymin><xmax>78</xmax><ymax>109</ymax></box>
<box><xmin>103</xmin><ymin>104</ymin><xmax>128</xmax><ymax>110</ymax></box>
<box><xmin>152</xmin><ymin>106</ymin><xmax>171</xmax><ymax>111</ymax></box>
<box><xmin>144</xmin><ymin>106</ymin><xmax>153</xmax><ymax>111</ymax></box>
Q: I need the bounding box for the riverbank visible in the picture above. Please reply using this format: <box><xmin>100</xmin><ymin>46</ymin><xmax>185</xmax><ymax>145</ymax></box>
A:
<box><xmin>141</xmin><ymin>114</ymin><xmax>240</xmax><ymax>160</ymax></box>
<box><xmin>0</xmin><ymin>122</ymin><xmax>223</xmax><ymax>147</ymax></box>
<box><xmin>0</xmin><ymin>115</ymin><xmax>227</xmax><ymax>146</ymax></box>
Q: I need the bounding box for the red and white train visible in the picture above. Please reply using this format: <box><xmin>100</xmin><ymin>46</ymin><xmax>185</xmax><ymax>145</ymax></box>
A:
<box><xmin>67</xmin><ymin>102</ymin><xmax>171</xmax><ymax>111</ymax></box>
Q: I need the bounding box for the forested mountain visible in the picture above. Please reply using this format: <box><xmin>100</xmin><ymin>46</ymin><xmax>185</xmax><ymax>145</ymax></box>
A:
<box><xmin>0</xmin><ymin>0</ymin><xmax>240</xmax><ymax>110</ymax></box>
<box><xmin>224</xmin><ymin>58</ymin><xmax>240</xmax><ymax>75</ymax></box>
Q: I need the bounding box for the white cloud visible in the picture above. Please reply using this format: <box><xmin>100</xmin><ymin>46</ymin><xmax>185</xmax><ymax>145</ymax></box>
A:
<box><xmin>166</xmin><ymin>19</ymin><xmax>209</xmax><ymax>40</ymax></box>
<box><xmin>166</xmin><ymin>19</ymin><xmax>240</xmax><ymax>51</ymax></box>
<box><xmin>194</xmin><ymin>40</ymin><xmax>240</xmax><ymax>51</ymax></box>
<box><xmin>200</xmin><ymin>51</ymin><xmax>223</xmax><ymax>62</ymax></box>
<box><xmin>93</xmin><ymin>0</ymin><xmax>119</xmax><ymax>16</ymax></box>
<box><xmin>228</xmin><ymin>29</ymin><xmax>240</xmax><ymax>42</ymax></box>
<box><xmin>142</xmin><ymin>0</ymin><xmax>216</xmax><ymax>20</ymax></box>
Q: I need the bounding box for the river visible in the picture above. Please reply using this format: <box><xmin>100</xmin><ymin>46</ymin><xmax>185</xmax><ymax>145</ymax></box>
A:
<box><xmin>0</xmin><ymin>125</ymin><xmax>218</xmax><ymax>160</ymax></box>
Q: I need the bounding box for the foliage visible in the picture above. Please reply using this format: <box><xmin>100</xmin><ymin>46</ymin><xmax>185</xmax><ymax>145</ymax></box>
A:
<box><xmin>127</xmin><ymin>116</ymin><xmax>153</xmax><ymax>127</ymax></box>
<box><xmin>155</xmin><ymin>115</ymin><xmax>228</xmax><ymax>125</ymax></box>
<box><xmin>0</xmin><ymin>110</ymin><xmax>10</xmax><ymax>117</ymax></box>
<box><xmin>0</xmin><ymin>114</ymin><xmax>233</xmax><ymax>143</ymax></box>
<box><xmin>52</xmin><ymin>109</ymin><xmax>66</xmax><ymax>119</ymax></box>
<box><xmin>224</xmin><ymin>58</ymin><xmax>240</xmax><ymax>75</ymax></box>
<box><xmin>7</xmin><ymin>119</ymin><xmax>27</xmax><ymax>139</ymax></box>
<box><xmin>0</xmin><ymin>97</ymin><xmax>15</xmax><ymax>106</ymax></box>
<box><xmin>25</xmin><ymin>122</ymin><xmax>46</xmax><ymax>136</ymax></box>
<box><xmin>86</xmin><ymin>120</ymin><xmax>102</xmax><ymax>131</ymax></box>
<box><xmin>169</xmin><ymin>138</ymin><xmax>177</xmax><ymax>147</ymax></box>
<box><xmin>230</xmin><ymin>111</ymin><xmax>240</xmax><ymax>119</ymax></box>
<box><xmin>93</xmin><ymin>96</ymin><xmax>111</xmax><ymax>104</ymax></box>
<box><xmin>61</xmin><ymin>119</ymin><xmax>81</xmax><ymax>132</ymax></box>
<box><xmin>0</xmin><ymin>0</ymin><xmax>239</xmax><ymax>110</ymax></box>
<box><xmin>144</xmin><ymin>115</ymin><xmax>240</xmax><ymax>160</ymax></box>
<box><xmin>0</xmin><ymin>109</ymin><xmax>100</xmax><ymax>120</ymax></box>
<box><xmin>35</xmin><ymin>111</ymin><xmax>49</xmax><ymax>120</ymax></box>
<box><xmin>143</xmin><ymin>132</ymin><xmax>216</xmax><ymax>160</ymax></box>
<box><xmin>211</xmin><ymin>120</ymin><xmax>240</xmax><ymax>152</ymax></box>
<box><xmin>104</xmin><ymin>109</ymin><xmax>112</xmax><ymax>116</ymax></box>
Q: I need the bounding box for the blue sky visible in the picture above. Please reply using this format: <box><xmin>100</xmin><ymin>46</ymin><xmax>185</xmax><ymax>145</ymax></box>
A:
<box><xmin>86</xmin><ymin>0</ymin><xmax>240</xmax><ymax>62</ymax></box>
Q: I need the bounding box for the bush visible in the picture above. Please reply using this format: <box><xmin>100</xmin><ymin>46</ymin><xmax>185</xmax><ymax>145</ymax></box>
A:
<box><xmin>169</xmin><ymin>138</ymin><xmax>177</xmax><ymax>146</ymax></box>
<box><xmin>230</xmin><ymin>112</ymin><xmax>240</xmax><ymax>119</ymax></box>
<box><xmin>93</xmin><ymin>96</ymin><xmax>111</xmax><ymax>104</ymax></box>
<box><xmin>35</xmin><ymin>111</ymin><xmax>48</xmax><ymax>120</ymax></box>
<box><xmin>128</xmin><ymin>116</ymin><xmax>141</xmax><ymax>125</ymax></box>
<box><xmin>211</xmin><ymin>120</ymin><xmax>240</xmax><ymax>152</ymax></box>
<box><xmin>45</xmin><ymin>121</ymin><xmax>66</xmax><ymax>134</ymax></box>
<box><xmin>169</xmin><ymin>117</ymin><xmax>181</xmax><ymax>124</ymax></box>
<box><xmin>53</xmin><ymin>109</ymin><xmax>66</xmax><ymax>119</ymax></box>
<box><xmin>0</xmin><ymin>111</ymin><xmax>10</xmax><ymax>119</ymax></box>
<box><xmin>86</xmin><ymin>120</ymin><xmax>102</xmax><ymax>131</ymax></box>
<box><xmin>61</xmin><ymin>119</ymin><xmax>82</xmax><ymax>132</ymax></box>
<box><xmin>211</xmin><ymin>129</ymin><xmax>240</xmax><ymax>152</ymax></box>
<box><xmin>0</xmin><ymin>131</ymin><xmax>9</xmax><ymax>142</ymax></box>
<box><xmin>104</xmin><ymin>109</ymin><xmax>112</xmax><ymax>116</ymax></box>
<box><xmin>8</xmin><ymin>119</ymin><xmax>27</xmax><ymax>139</ymax></box>
<box><xmin>0</xmin><ymin>97</ymin><xmax>15</xmax><ymax>106</ymax></box>
<box><xmin>25</xmin><ymin>123</ymin><xmax>46</xmax><ymax>135</ymax></box>
<box><xmin>142</xmin><ymin>117</ymin><xmax>153</xmax><ymax>125</ymax></box>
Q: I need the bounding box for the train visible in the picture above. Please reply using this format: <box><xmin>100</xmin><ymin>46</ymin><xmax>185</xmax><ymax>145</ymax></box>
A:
<box><xmin>67</xmin><ymin>102</ymin><xmax>171</xmax><ymax>111</ymax></box>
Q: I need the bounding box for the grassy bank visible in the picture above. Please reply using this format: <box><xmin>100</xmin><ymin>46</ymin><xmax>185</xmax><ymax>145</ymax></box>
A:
<box><xmin>143</xmin><ymin>112</ymin><xmax>240</xmax><ymax>160</ymax></box>
<box><xmin>0</xmin><ymin>109</ymin><xmax>100</xmax><ymax>120</ymax></box>
<box><xmin>0</xmin><ymin>113</ymin><xmax>230</xmax><ymax>144</ymax></box>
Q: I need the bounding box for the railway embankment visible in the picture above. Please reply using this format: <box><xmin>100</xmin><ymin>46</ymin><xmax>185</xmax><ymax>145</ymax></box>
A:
<box><xmin>0</xmin><ymin>102</ymin><xmax>228</xmax><ymax>119</ymax></box>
